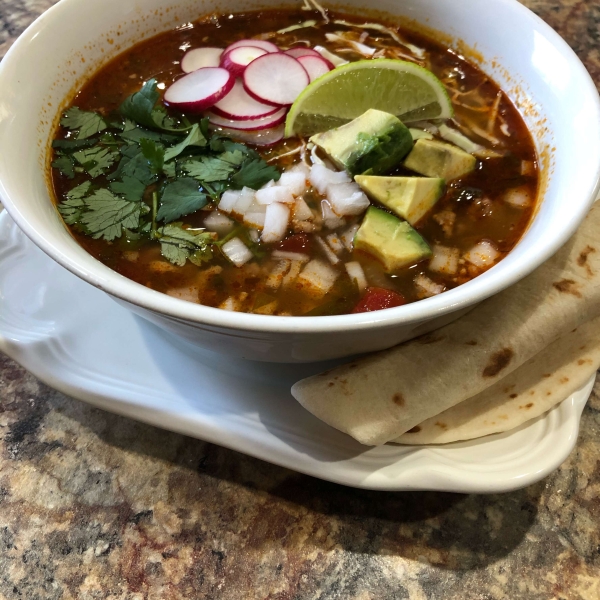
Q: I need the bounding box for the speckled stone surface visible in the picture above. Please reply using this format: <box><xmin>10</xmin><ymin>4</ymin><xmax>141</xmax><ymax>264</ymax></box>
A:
<box><xmin>1</xmin><ymin>1</ymin><xmax>600</xmax><ymax>598</ymax></box>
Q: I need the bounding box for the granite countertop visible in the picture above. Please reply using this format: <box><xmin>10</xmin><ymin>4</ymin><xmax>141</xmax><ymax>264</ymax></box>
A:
<box><xmin>1</xmin><ymin>1</ymin><xmax>600</xmax><ymax>598</ymax></box>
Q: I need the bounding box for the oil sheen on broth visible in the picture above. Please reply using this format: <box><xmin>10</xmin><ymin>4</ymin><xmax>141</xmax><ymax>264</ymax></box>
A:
<box><xmin>50</xmin><ymin>8</ymin><xmax>538</xmax><ymax>316</ymax></box>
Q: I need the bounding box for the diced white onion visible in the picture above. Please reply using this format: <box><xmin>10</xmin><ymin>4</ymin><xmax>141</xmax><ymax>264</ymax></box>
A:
<box><xmin>297</xmin><ymin>259</ymin><xmax>339</xmax><ymax>298</ymax></box>
<box><xmin>248</xmin><ymin>228</ymin><xmax>260</xmax><ymax>243</ymax></box>
<box><xmin>282</xmin><ymin>260</ymin><xmax>304</xmax><ymax>287</ymax></box>
<box><xmin>309</xmin><ymin>163</ymin><xmax>351</xmax><ymax>194</ymax></box>
<box><xmin>231</xmin><ymin>187</ymin><xmax>256</xmax><ymax>217</ymax></box>
<box><xmin>326</xmin><ymin>182</ymin><xmax>370</xmax><ymax>216</ymax></box>
<box><xmin>315</xmin><ymin>235</ymin><xmax>340</xmax><ymax>265</ymax></box>
<box><xmin>288</xmin><ymin>162</ymin><xmax>310</xmax><ymax>177</ymax></box>
<box><xmin>345</xmin><ymin>261</ymin><xmax>367</xmax><ymax>292</ymax></box>
<box><xmin>255</xmin><ymin>185</ymin><xmax>295</xmax><ymax>205</ymax></box>
<box><xmin>340</xmin><ymin>224</ymin><xmax>360</xmax><ymax>251</ymax></box>
<box><xmin>272</xmin><ymin>250</ymin><xmax>310</xmax><ymax>262</ymax></box>
<box><xmin>278</xmin><ymin>171</ymin><xmax>307</xmax><ymax>196</ymax></box>
<box><xmin>221</xmin><ymin>237</ymin><xmax>253</xmax><ymax>267</ymax></box>
<box><xmin>261</xmin><ymin>202</ymin><xmax>291</xmax><ymax>243</ymax></box>
<box><xmin>219</xmin><ymin>297</ymin><xmax>238</xmax><ymax>311</ymax></box>
<box><xmin>314</xmin><ymin>45</ymin><xmax>348</xmax><ymax>66</ymax></box>
<box><xmin>218</xmin><ymin>189</ymin><xmax>242</xmax><ymax>213</ymax></box>
<box><xmin>326</xmin><ymin>233</ymin><xmax>344</xmax><ymax>255</ymax></box>
<box><xmin>520</xmin><ymin>160</ymin><xmax>535</xmax><ymax>177</ymax></box>
<box><xmin>266</xmin><ymin>260</ymin><xmax>291</xmax><ymax>290</ymax></box>
<box><xmin>166</xmin><ymin>286</ymin><xmax>200</xmax><ymax>303</ymax></box>
<box><xmin>325</xmin><ymin>33</ymin><xmax>376</xmax><ymax>56</ymax></box>
<box><xmin>203</xmin><ymin>210</ymin><xmax>235</xmax><ymax>236</ymax></box>
<box><xmin>243</xmin><ymin>200</ymin><xmax>267</xmax><ymax>229</ymax></box>
<box><xmin>503</xmin><ymin>186</ymin><xmax>532</xmax><ymax>208</ymax></box>
<box><xmin>414</xmin><ymin>274</ymin><xmax>445</xmax><ymax>298</ymax></box>
<box><xmin>464</xmin><ymin>240</ymin><xmax>500</xmax><ymax>268</ymax></box>
<box><xmin>293</xmin><ymin>197</ymin><xmax>314</xmax><ymax>221</ymax></box>
<box><xmin>321</xmin><ymin>200</ymin><xmax>345</xmax><ymax>229</ymax></box>
<box><xmin>429</xmin><ymin>245</ymin><xmax>460</xmax><ymax>275</ymax></box>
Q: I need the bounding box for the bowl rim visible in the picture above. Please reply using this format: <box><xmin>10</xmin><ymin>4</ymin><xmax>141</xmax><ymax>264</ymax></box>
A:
<box><xmin>1</xmin><ymin>0</ymin><xmax>600</xmax><ymax>335</ymax></box>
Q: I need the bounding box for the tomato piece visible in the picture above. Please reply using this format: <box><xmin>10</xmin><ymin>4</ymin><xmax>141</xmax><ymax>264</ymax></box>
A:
<box><xmin>352</xmin><ymin>287</ymin><xmax>407</xmax><ymax>313</ymax></box>
<box><xmin>277</xmin><ymin>233</ymin><xmax>311</xmax><ymax>254</ymax></box>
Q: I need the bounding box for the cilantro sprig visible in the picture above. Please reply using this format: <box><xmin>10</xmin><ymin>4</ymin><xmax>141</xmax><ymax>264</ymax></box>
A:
<box><xmin>52</xmin><ymin>79</ymin><xmax>281</xmax><ymax>266</ymax></box>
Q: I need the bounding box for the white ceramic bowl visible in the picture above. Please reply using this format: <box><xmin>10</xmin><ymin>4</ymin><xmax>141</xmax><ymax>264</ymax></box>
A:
<box><xmin>0</xmin><ymin>0</ymin><xmax>599</xmax><ymax>362</ymax></box>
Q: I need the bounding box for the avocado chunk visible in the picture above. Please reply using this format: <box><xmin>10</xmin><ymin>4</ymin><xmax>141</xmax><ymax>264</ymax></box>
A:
<box><xmin>310</xmin><ymin>109</ymin><xmax>413</xmax><ymax>176</ymax></box>
<box><xmin>404</xmin><ymin>138</ymin><xmax>477</xmax><ymax>180</ymax></box>
<box><xmin>354</xmin><ymin>175</ymin><xmax>445</xmax><ymax>225</ymax></box>
<box><xmin>354</xmin><ymin>206</ymin><xmax>432</xmax><ymax>272</ymax></box>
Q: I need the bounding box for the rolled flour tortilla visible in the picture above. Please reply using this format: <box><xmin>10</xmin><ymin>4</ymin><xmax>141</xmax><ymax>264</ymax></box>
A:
<box><xmin>393</xmin><ymin>316</ymin><xmax>600</xmax><ymax>444</ymax></box>
<box><xmin>291</xmin><ymin>203</ymin><xmax>600</xmax><ymax>446</ymax></box>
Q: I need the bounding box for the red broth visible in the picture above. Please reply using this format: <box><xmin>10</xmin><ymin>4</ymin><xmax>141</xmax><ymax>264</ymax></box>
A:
<box><xmin>50</xmin><ymin>8</ymin><xmax>538</xmax><ymax>316</ymax></box>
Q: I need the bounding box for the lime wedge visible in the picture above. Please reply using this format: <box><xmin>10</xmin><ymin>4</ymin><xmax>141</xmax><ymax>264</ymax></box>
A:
<box><xmin>285</xmin><ymin>59</ymin><xmax>453</xmax><ymax>138</ymax></box>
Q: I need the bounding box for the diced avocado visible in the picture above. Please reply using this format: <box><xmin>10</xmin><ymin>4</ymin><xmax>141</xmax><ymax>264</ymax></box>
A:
<box><xmin>404</xmin><ymin>138</ymin><xmax>477</xmax><ymax>180</ymax></box>
<box><xmin>354</xmin><ymin>175</ymin><xmax>445</xmax><ymax>225</ymax></box>
<box><xmin>310</xmin><ymin>109</ymin><xmax>413</xmax><ymax>176</ymax></box>
<box><xmin>354</xmin><ymin>206</ymin><xmax>432</xmax><ymax>272</ymax></box>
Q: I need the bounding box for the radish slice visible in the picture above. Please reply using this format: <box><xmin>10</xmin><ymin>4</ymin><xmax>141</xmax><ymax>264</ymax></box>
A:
<box><xmin>220</xmin><ymin>46</ymin><xmax>268</xmax><ymax>78</ymax></box>
<box><xmin>164</xmin><ymin>68</ymin><xmax>234</xmax><ymax>112</ymax></box>
<box><xmin>297</xmin><ymin>55</ymin><xmax>332</xmax><ymax>82</ymax></box>
<box><xmin>181</xmin><ymin>47</ymin><xmax>224</xmax><ymax>73</ymax></box>
<box><xmin>211</xmin><ymin>124</ymin><xmax>285</xmax><ymax>146</ymax></box>
<box><xmin>207</xmin><ymin>107</ymin><xmax>287</xmax><ymax>131</ymax></box>
<box><xmin>212</xmin><ymin>79</ymin><xmax>280</xmax><ymax>121</ymax></box>
<box><xmin>243</xmin><ymin>54</ymin><xmax>309</xmax><ymax>106</ymax></box>
<box><xmin>225</xmin><ymin>39</ymin><xmax>280</xmax><ymax>54</ymax></box>
<box><xmin>285</xmin><ymin>47</ymin><xmax>321</xmax><ymax>59</ymax></box>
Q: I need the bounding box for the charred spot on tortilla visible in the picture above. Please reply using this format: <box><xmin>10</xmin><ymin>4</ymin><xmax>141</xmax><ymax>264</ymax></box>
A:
<box><xmin>466</xmin><ymin>340</ymin><xmax>478</xmax><ymax>346</ymax></box>
<box><xmin>327</xmin><ymin>382</ymin><xmax>335</xmax><ymax>388</ymax></box>
<box><xmin>319</xmin><ymin>370</ymin><xmax>332</xmax><ymax>377</ymax></box>
<box><xmin>392</xmin><ymin>393</ymin><xmax>405</xmax><ymax>406</ymax></box>
<box><xmin>416</xmin><ymin>333</ymin><xmax>445</xmax><ymax>345</ymax></box>
<box><xmin>406</xmin><ymin>426</ymin><xmax>421</xmax><ymax>434</ymax></box>
<box><xmin>578</xmin><ymin>358</ymin><xmax>592</xmax><ymax>365</ymax></box>
<box><xmin>509</xmin><ymin>393</ymin><xmax>518</xmax><ymax>398</ymax></box>
<box><xmin>546</xmin><ymin>391</ymin><xmax>552</xmax><ymax>396</ymax></box>
<box><xmin>542</xmin><ymin>373</ymin><xmax>551</xmax><ymax>378</ymax></box>
<box><xmin>349</xmin><ymin>364</ymin><xmax>359</xmax><ymax>369</ymax></box>
<box><xmin>559</xmin><ymin>376</ymin><xmax>569</xmax><ymax>384</ymax></box>
<box><xmin>577</xmin><ymin>245</ymin><xmax>595</xmax><ymax>267</ymax></box>
<box><xmin>552</xmin><ymin>279</ymin><xmax>582</xmax><ymax>297</ymax></box>
<box><xmin>519</xmin><ymin>403</ymin><xmax>534</xmax><ymax>409</ymax></box>
<box><xmin>435</xmin><ymin>421</ymin><xmax>448</xmax><ymax>429</ymax></box>
<box><xmin>482</xmin><ymin>347</ymin><xmax>514</xmax><ymax>377</ymax></box>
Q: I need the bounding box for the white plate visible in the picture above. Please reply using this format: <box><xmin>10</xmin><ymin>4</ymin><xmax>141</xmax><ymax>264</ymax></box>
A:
<box><xmin>0</xmin><ymin>211</ymin><xmax>592</xmax><ymax>492</ymax></box>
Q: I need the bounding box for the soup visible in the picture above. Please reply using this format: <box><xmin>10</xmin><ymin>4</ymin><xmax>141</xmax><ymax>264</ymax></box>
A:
<box><xmin>50</xmin><ymin>6</ymin><xmax>538</xmax><ymax>316</ymax></box>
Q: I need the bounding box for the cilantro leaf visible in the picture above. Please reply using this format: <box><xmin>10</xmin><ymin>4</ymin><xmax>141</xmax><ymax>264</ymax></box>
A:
<box><xmin>120</xmin><ymin>126</ymin><xmax>179</xmax><ymax>144</ymax></box>
<box><xmin>181</xmin><ymin>155</ymin><xmax>238</xmax><ymax>182</ymax></box>
<box><xmin>157</xmin><ymin>177</ymin><xmax>208</xmax><ymax>223</ymax></box>
<box><xmin>119</xmin><ymin>79</ymin><xmax>161</xmax><ymax>129</ymax></box>
<box><xmin>162</xmin><ymin>161</ymin><xmax>176</xmax><ymax>178</ymax></box>
<box><xmin>156</xmin><ymin>222</ymin><xmax>214</xmax><ymax>266</ymax></box>
<box><xmin>60</xmin><ymin>107</ymin><xmax>107</xmax><ymax>140</ymax></box>
<box><xmin>119</xmin><ymin>78</ymin><xmax>190</xmax><ymax>133</ymax></box>
<box><xmin>109</xmin><ymin>176</ymin><xmax>146</xmax><ymax>201</ymax></box>
<box><xmin>231</xmin><ymin>158</ymin><xmax>280</xmax><ymax>190</ymax></box>
<box><xmin>73</xmin><ymin>146</ymin><xmax>119</xmax><ymax>178</ymax></box>
<box><xmin>109</xmin><ymin>145</ymin><xmax>156</xmax><ymax>186</ymax></box>
<box><xmin>58</xmin><ymin>182</ymin><xmax>92</xmax><ymax>224</ymax></box>
<box><xmin>79</xmin><ymin>189</ymin><xmax>145</xmax><ymax>241</ymax></box>
<box><xmin>163</xmin><ymin>123</ymin><xmax>207</xmax><ymax>162</ymax></box>
<box><xmin>52</xmin><ymin>138</ymin><xmax>97</xmax><ymax>151</ymax></box>
<box><xmin>140</xmin><ymin>138</ymin><xmax>165</xmax><ymax>176</ymax></box>
<box><xmin>51</xmin><ymin>155</ymin><xmax>75</xmax><ymax>179</ymax></box>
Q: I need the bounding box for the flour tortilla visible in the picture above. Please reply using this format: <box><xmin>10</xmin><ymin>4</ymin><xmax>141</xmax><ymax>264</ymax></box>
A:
<box><xmin>292</xmin><ymin>203</ymin><xmax>600</xmax><ymax>446</ymax></box>
<box><xmin>393</xmin><ymin>316</ymin><xmax>600</xmax><ymax>444</ymax></box>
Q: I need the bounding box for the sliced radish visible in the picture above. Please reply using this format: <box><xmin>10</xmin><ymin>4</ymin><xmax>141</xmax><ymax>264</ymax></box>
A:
<box><xmin>285</xmin><ymin>47</ymin><xmax>321</xmax><ymax>59</ymax></box>
<box><xmin>243</xmin><ymin>54</ymin><xmax>310</xmax><ymax>107</ymax></box>
<box><xmin>212</xmin><ymin>124</ymin><xmax>285</xmax><ymax>147</ymax></box>
<box><xmin>220</xmin><ymin>46</ymin><xmax>268</xmax><ymax>78</ymax></box>
<box><xmin>212</xmin><ymin>79</ymin><xmax>280</xmax><ymax>120</ymax></box>
<box><xmin>181</xmin><ymin>47</ymin><xmax>224</xmax><ymax>73</ymax></box>
<box><xmin>207</xmin><ymin>107</ymin><xmax>287</xmax><ymax>131</ymax></box>
<box><xmin>225</xmin><ymin>39</ymin><xmax>280</xmax><ymax>54</ymax></box>
<box><xmin>164</xmin><ymin>67</ymin><xmax>234</xmax><ymax>112</ymax></box>
<box><xmin>297</xmin><ymin>55</ymin><xmax>332</xmax><ymax>82</ymax></box>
